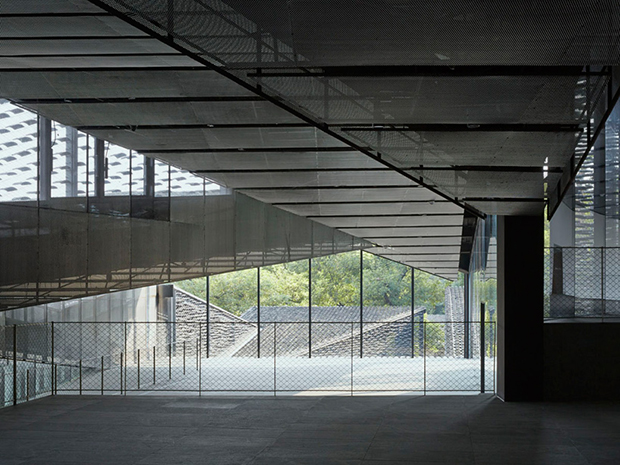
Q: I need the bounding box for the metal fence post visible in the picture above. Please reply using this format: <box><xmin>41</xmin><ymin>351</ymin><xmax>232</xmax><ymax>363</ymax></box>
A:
<box><xmin>153</xmin><ymin>346</ymin><xmax>156</xmax><ymax>385</ymax></box>
<box><xmin>13</xmin><ymin>324</ymin><xmax>17</xmax><ymax>406</ymax></box>
<box><xmin>360</xmin><ymin>250</ymin><xmax>363</xmax><ymax>359</ymax></box>
<box><xmin>257</xmin><ymin>268</ymin><xmax>261</xmax><ymax>359</ymax></box>
<box><xmin>601</xmin><ymin>247</ymin><xmax>606</xmax><ymax>316</ymax></box>
<box><xmin>79</xmin><ymin>359</ymin><xmax>82</xmax><ymax>395</ymax></box>
<box><xmin>411</xmin><ymin>269</ymin><xmax>415</xmax><ymax>358</ymax></box>
<box><xmin>168</xmin><ymin>343</ymin><xmax>172</xmax><ymax>380</ymax></box>
<box><xmin>350</xmin><ymin>322</ymin><xmax>354</xmax><ymax>396</ymax></box>
<box><xmin>101</xmin><ymin>356</ymin><xmax>104</xmax><ymax>395</ymax></box>
<box><xmin>273</xmin><ymin>322</ymin><xmax>276</xmax><ymax>397</ymax></box>
<box><xmin>183</xmin><ymin>341</ymin><xmax>186</xmax><ymax>375</ymax></box>
<box><xmin>137</xmin><ymin>350</ymin><xmax>140</xmax><ymax>391</ymax></box>
<box><xmin>480</xmin><ymin>303</ymin><xmax>486</xmax><ymax>394</ymax></box>
<box><xmin>198</xmin><ymin>322</ymin><xmax>202</xmax><ymax>397</ymax></box>
<box><xmin>120</xmin><ymin>353</ymin><xmax>124</xmax><ymax>395</ymax></box>
<box><xmin>124</xmin><ymin>322</ymin><xmax>127</xmax><ymax>393</ymax></box>
<box><xmin>423</xmin><ymin>322</ymin><xmax>426</xmax><ymax>395</ymax></box>
<box><xmin>51</xmin><ymin>322</ymin><xmax>55</xmax><ymax>395</ymax></box>
<box><xmin>26</xmin><ymin>369</ymin><xmax>30</xmax><ymax>402</ymax></box>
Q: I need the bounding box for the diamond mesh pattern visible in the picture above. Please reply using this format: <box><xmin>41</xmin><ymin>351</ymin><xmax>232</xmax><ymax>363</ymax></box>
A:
<box><xmin>545</xmin><ymin>247</ymin><xmax>620</xmax><ymax>319</ymax></box>
<box><xmin>0</xmin><ymin>320</ymin><xmax>496</xmax><ymax>404</ymax></box>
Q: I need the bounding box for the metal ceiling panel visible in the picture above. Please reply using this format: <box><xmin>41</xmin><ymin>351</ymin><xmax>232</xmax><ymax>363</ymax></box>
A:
<box><xmin>240</xmin><ymin>186</ymin><xmax>436</xmax><ymax>204</ymax></box>
<box><xmin>277</xmin><ymin>201</ymin><xmax>461</xmax><ymax>217</ymax></box>
<box><xmin>27</xmin><ymin>101</ymin><xmax>302</xmax><ymax>127</ymax></box>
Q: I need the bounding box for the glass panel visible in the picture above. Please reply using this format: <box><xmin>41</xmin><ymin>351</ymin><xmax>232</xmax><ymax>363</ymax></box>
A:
<box><xmin>0</xmin><ymin>100</ymin><xmax>38</xmax><ymax>203</ymax></box>
<box><xmin>362</xmin><ymin>252</ymin><xmax>411</xmax><ymax>323</ymax></box>
<box><xmin>155</xmin><ymin>160</ymin><xmax>170</xmax><ymax>198</ymax></box>
<box><xmin>259</xmin><ymin>259</ymin><xmax>309</xmax><ymax>321</ymax></box>
<box><xmin>170</xmin><ymin>166</ymin><xmax>204</xmax><ymax>197</ymax></box>
<box><xmin>104</xmin><ymin>143</ymin><xmax>131</xmax><ymax>197</ymax></box>
<box><xmin>310</xmin><ymin>250</ymin><xmax>360</xmax><ymax>323</ymax></box>
<box><xmin>130</xmin><ymin>151</ymin><xmax>145</xmax><ymax>196</ymax></box>
<box><xmin>209</xmin><ymin>268</ymin><xmax>258</xmax><ymax>319</ymax></box>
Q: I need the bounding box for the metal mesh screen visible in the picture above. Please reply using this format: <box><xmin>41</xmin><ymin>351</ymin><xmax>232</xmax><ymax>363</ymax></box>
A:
<box><xmin>545</xmin><ymin>247</ymin><xmax>620</xmax><ymax>319</ymax></box>
<box><xmin>0</xmin><ymin>319</ymin><xmax>495</xmax><ymax>406</ymax></box>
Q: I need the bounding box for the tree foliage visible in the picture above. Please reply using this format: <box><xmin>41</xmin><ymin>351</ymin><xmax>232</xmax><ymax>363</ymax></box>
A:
<box><xmin>175</xmin><ymin>251</ymin><xmax>459</xmax><ymax>316</ymax></box>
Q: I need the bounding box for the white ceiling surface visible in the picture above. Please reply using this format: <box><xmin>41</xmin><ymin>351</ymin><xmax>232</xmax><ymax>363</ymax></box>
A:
<box><xmin>8</xmin><ymin>0</ymin><xmax>573</xmax><ymax>280</ymax></box>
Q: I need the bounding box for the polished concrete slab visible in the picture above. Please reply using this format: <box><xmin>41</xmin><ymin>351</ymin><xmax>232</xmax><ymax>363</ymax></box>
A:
<box><xmin>1</xmin><ymin>395</ymin><xmax>620</xmax><ymax>464</ymax></box>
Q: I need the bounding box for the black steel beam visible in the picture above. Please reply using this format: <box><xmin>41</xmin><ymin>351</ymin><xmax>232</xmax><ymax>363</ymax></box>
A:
<box><xmin>249</xmin><ymin>65</ymin><xmax>592</xmax><ymax>78</ymax></box>
<box><xmin>342</xmin><ymin>124</ymin><xmax>581</xmax><ymax>133</ymax></box>
<box><xmin>240</xmin><ymin>184</ymin><xmax>418</xmax><ymax>190</ymax></box>
<box><xmin>363</xmin><ymin>235</ymin><xmax>462</xmax><ymax>239</ymax></box>
<box><xmin>306</xmin><ymin>213</ymin><xmax>462</xmax><ymax>218</ymax></box>
<box><xmin>5</xmin><ymin>53</ymin><xmax>181</xmax><ymax>58</ymax></box>
<box><xmin>370</xmin><ymin>252</ymin><xmax>466</xmax><ymax>256</ymax></box>
<box><xmin>15</xmin><ymin>96</ymin><xmax>264</xmax><ymax>104</ymax></box>
<box><xmin>140</xmin><ymin>147</ymin><xmax>360</xmax><ymax>154</ymax></box>
<box><xmin>196</xmin><ymin>167</ymin><xmax>560</xmax><ymax>174</ymax></box>
<box><xmin>78</xmin><ymin>123</ymin><xmax>310</xmax><ymax>130</ymax></box>
<box><xmin>197</xmin><ymin>168</ymin><xmax>391</xmax><ymax>174</ymax></box>
<box><xmin>338</xmin><ymin>224</ymin><xmax>463</xmax><ymax>229</ymax></box>
<box><xmin>0</xmin><ymin>66</ymin><xmax>210</xmax><ymax>72</ymax></box>
<box><xmin>272</xmin><ymin>200</ymin><xmax>449</xmax><ymax>206</ymax></box>
<box><xmin>0</xmin><ymin>35</ymin><xmax>150</xmax><ymax>40</ymax></box>
<box><xmin>0</xmin><ymin>13</ymin><xmax>112</xmax><ymax>17</ymax></box>
<box><xmin>464</xmin><ymin>197</ymin><xmax>546</xmax><ymax>202</ymax></box>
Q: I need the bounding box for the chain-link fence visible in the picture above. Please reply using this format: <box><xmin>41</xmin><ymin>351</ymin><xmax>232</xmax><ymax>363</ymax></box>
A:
<box><xmin>545</xmin><ymin>247</ymin><xmax>620</xmax><ymax>319</ymax></box>
<box><xmin>1</xmin><ymin>319</ymin><xmax>495</xmax><ymax>405</ymax></box>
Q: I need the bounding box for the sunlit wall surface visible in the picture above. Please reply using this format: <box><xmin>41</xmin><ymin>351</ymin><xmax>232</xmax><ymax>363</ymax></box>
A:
<box><xmin>0</xmin><ymin>100</ymin><xmax>364</xmax><ymax>310</ymax></box>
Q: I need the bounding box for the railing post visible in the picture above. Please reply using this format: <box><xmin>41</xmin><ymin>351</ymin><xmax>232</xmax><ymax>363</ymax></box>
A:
<box><xmin>350</xmin><ymin>322</ymin><xmax>354</xmax><ymax>396</ymax></box>
<box><xmin>273</xmin><ymin>322</ymin><xmax>276</xmax><ymax>397</ymax></box>
<box><xmin>124</xmin><ymin>322</ymin><xmax>127</xmax><ymax>391</ymax></box>
<box><xmin>480</xmin><ymin>303</ymin><xmax>486</xmax><ymax>394</ymax></box>
<box><xmin>101</xmin><ymin>356</ymin><xmax>104</xmax><ymax>395</ymax></box>
<box><xmin>153</xmin><ymin>346</ymin><xmax>156</xmax><ymax>385</ymax></box>
<box><xmin>137</xmin><ymin>350</ymin><xmax>140</xmax><ymax>390</ymax></box>
<box><xmin>198</xmin><ymin>322</ymin><xmax>202</xmax><ymax>397</ymax></box>
<box><xmin>51</xmin><ymin>322</ymin><xmax>54</xmax><ymax>395</ymax></box>
<box><xmin>257</xmin><ymin>268</ymin><xmax>261</xmax><ymax>359</ymax></box>
<box><xmin>168</xmin><ymin>343</ymin><xmax>172</xmax><ymax>380</ymax></box>
<box><xmin>183</xmin><ymin>341</ymin><xmax>186</xmax><ymax>375</ymax></box>
<box><xmin>411</xmin><ymin>269</ymin><xmax>415</xmax><ymax>358</ymax></box>
<box><xmin>120</xmin><ymin>353</ymin><xmax>124</xmax><ymax>395</ymax></box>
<box><xmin>423</xmin><ymin>322</ymin><xmax>426</xmax><ymax>395</ymax></box>
<box><xmin>13</xmin><ymin>324</ymin><xmax>17</xmax><ymax>406</ymax></box>
<box><xmin>309</xmin><ymin>258</ymin><xmax>312</xmax><ymax>359</ymax></box>
<box><xmin>601</xmin><ymin>247</ymin><xmax>606</xmax><ymax>316</ymax></box>
<box><xmin>360</xmin><ymin>250</ymin><xmax>363</xmax><ymax>359</ymax></box>
<box><xmin>26</xmin><ymin>369</ymin><xmax>30</xmax><ymax>402</ymax></box>
<box><xmin>79</xmin><ymin>359</ymin><xmax>82</xmax><ymax>395</ymax></box>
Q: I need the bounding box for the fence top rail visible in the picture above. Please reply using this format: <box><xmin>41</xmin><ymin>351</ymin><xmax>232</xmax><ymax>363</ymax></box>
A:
<box><xmin>545</xmin><ymin>247</ymin><xmax>620</xmax><ymax>250</ymax></box>
<box><xmin>7</xmin><ymin>320</ymin><xmax>496</xmax><ymax>326</ymax></box>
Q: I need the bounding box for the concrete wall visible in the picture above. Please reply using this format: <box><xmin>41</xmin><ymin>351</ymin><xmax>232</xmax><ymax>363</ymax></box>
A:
<box><xmin>544</xmin><ymin>323</ymin><xmax>620</xmax><ymax>400</ymax></box>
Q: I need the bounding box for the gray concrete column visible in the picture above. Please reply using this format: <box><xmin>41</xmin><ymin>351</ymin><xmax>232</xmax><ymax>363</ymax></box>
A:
<box><xmin>497</xmin><ymin>215</ymin><xmax>544</xmax><ymax>401</ymax></box>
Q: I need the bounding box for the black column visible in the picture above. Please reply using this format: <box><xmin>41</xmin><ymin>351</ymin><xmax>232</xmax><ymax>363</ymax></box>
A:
<box><xmin>94</xmin><ymin>138</ymin><xmax>106</xmax><ymax>198</ymax></box>
<box><xmin>497</xmin><ymin>215</ymin><xmax>544</xmax><ymax>401</ymax></box>
<box><xmin>38</xmin><ymin>117</ymin><xmax>52</xmax><ymax>201</ymax></box>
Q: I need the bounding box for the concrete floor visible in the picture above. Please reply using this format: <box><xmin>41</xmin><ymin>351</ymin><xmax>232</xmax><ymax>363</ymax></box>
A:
<box><xmin>1</xmin><ymin>395</ymin><xmax>619</xmax><ymax>464</ymax></box>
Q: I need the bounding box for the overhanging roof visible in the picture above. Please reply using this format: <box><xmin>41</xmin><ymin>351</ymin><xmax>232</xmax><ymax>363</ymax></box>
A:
<box><xmin>2</xmin><ymin>0</ymin><xmax>619</xmax><ymax>280</ymax></box>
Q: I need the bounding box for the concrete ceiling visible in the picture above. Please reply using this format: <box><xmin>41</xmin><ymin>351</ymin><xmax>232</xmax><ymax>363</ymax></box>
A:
<box><xmin>2</xmin><ymin>0</ymin><xmax>618</xmax><ymax>280</ymax></box>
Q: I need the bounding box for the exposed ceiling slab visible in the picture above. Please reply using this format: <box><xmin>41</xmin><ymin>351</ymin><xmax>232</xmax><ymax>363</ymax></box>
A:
<box><xmin>3</xmin><ymin>0</ymin><xmax>617</xmax><ymax>279</ymax></box>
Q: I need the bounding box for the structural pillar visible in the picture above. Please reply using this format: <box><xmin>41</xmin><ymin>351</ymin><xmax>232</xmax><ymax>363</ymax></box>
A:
<box><xmin>38</xmin><ymin>117</ymin><xmax>52</xmax><ymax>201</ymax></box>
<box><xmin>497</xmin><ymin>215</ymin><xmax>544</xmax><ymax>401</ymax></box>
